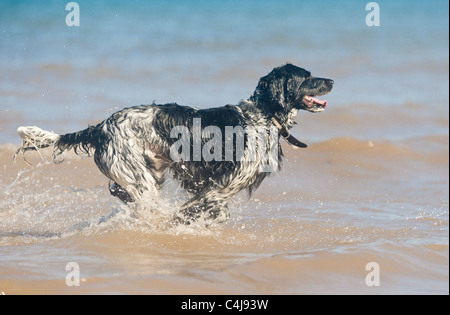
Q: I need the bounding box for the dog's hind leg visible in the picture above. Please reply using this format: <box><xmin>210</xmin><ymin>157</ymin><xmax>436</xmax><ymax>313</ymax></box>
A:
<box><xmin>95</xmin><ymin>139</ymin><xmax>171</xmax><ymax>204</ymax></box>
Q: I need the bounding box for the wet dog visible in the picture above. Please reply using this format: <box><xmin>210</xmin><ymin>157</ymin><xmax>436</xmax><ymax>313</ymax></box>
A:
<box><xmin>16</xmin><ymin>64</ymin><xmax>333</xmax><ymax>223</ymax></box>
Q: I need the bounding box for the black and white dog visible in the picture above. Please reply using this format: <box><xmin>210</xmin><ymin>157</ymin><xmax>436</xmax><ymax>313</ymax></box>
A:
<box><xmin>16</xmin><ymin>64</ymin><xmax>333</xmax><ymax>223</ymax></box>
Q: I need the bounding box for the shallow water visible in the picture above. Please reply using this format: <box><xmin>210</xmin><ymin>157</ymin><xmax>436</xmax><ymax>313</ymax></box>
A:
<box><xmin>0</xmin><ymin>132</ymin><xmax>448</xmax><ymax>294</ymax></box>
<box><xmin>0</xmin><ymin>0</ymin><xmax>449</xmax><ymax>294</ymax></box>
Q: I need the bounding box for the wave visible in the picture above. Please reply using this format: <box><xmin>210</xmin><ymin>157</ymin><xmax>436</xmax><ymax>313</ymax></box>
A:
<box><xmin>222</xmin><ymin>242</ymin><xmax>449</xmax><ymax>294</ymax></box>
<box><xmin>284</xmin><ymin>134</ymin><xmax>449</xmax><ymax>167</ymax></box>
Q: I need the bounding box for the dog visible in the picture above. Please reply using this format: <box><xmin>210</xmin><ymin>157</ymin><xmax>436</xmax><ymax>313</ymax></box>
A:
<box><xmin>16</xmin><ymin>64</ymin><xmax>333</xmax><ymax>224</ymax></box>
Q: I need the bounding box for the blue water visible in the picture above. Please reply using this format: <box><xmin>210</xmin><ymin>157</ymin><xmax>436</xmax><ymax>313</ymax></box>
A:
<box><xmin>0</xmin><ymin>0</ymin><xmax>448</xmax><ymax>142</ymax></box>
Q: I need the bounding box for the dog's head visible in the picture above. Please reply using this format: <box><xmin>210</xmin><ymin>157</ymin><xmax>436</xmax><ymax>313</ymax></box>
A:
<box><xmin>251</xmin><ymin>64</ymin><xmax>334</xmax><ymax>116</ymax></box>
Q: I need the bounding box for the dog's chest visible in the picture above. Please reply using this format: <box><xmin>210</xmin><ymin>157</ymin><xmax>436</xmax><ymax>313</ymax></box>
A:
<box><xmin>286</xmin><ymin>109</ymin><xmax>299</xmax><ymax>129</ymax></box>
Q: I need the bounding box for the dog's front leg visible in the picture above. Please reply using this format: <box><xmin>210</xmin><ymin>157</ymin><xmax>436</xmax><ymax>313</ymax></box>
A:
<box><xmin>176</xmin><ymin>192</ymin><xmax>231</xmax><ymax>225</ymax></box>
<box><xmin>109</xmin><ymin>181</ymin><xmax>134</xmax><ymax>204</ymax></box>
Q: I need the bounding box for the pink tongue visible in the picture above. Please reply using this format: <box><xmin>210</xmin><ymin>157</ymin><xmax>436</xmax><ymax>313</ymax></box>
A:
<box><xmin>310</xmin><ymin>96</ymin><xmax>327</xmax><ymax>106</ymax></box>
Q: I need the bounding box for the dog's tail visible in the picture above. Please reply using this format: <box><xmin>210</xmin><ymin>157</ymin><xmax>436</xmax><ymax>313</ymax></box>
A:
<box><xmin>16</xmin><ymin>125</ymin><xmax>101</xmax><ymax>162</ymax></box>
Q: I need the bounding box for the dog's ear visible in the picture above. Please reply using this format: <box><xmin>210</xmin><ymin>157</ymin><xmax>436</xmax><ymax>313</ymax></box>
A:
<box><xmin>252</xmin><ymin>72</ymin><xmax>287</xmax><ymax>112</ymax></box>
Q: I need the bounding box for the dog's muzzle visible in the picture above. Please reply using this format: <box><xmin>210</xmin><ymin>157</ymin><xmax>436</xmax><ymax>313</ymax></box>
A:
<box><xmin>302</xmin><ymin>95</ymin><xmax>328</xmax><ymax>112</ymax></box>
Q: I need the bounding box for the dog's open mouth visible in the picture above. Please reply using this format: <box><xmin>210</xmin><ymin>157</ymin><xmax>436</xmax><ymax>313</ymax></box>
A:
<box><xmin>302</xmin><ymin>95</ymin><xmax>327</xmax><ymax>112</ymax></box>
